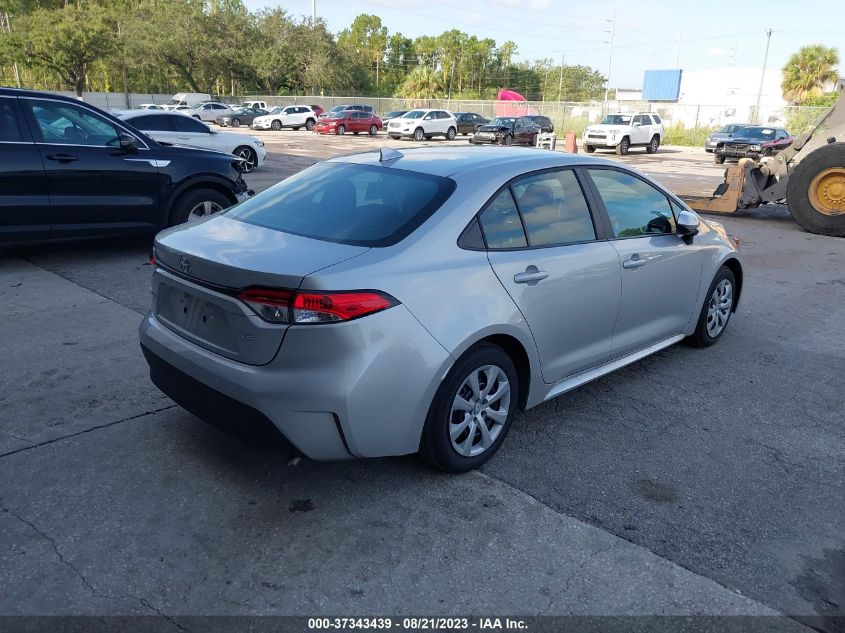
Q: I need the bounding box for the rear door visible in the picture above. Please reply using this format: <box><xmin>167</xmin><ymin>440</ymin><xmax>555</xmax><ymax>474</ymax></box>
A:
<box><xmin>481</xmin><ymin>168</ymin><xmax>621</xmax><ymax>383</ymax></box>
<box><xmin>631</xmin><ymin>115</ymin><xmax>650</xmax><ymax>144</ymax></box>
<box><xmin>0</xmin><ymin>95</ymin><xmax>51</xmax><ymax>242</ymax></box>
<box><xmin>170</xmin><ymin>114</ymin><xmax>218</xmax><ymax>150</ymax></box>
<box><xmin>583</xmin><ymin>167</ymin><xmax>703</xmax><ymax>357</ymax></box>
<box><xmin>22</xmin><ymin>97</ymin><xmax>162</xmax><ymax>232</ymax></box>
<box><xmin>128</xmin><ymin>113</ymin><xmax>177</xmax><ymax>144</ymax></box>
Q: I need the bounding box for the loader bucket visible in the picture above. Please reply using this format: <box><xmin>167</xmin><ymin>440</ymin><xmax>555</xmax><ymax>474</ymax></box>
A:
<box><xmin>689</xmin><ymin>158</ymin><xmax>763</xmax><ymax>213</ymax></box>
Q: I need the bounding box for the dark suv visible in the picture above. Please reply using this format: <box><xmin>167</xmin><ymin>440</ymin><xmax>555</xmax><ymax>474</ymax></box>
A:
<box><xmin>0</xmin><ymin>88</ymin><xmax>251</xmax><ymax>244</ymax></box>
<box><xmin>524</xmin><ymin>115</ymin><xmax>554</xmax><ymax>133</ymax></box>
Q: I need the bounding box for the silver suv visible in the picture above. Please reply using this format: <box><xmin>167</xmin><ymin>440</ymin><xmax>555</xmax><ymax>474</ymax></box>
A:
<box><xmin>584</xmin><ymin>112</ymin><xmax>664</xmax><ymax>155</ymax></box>
<box><xmin>140</xmin><ymin>147</ymin><xmax>742</xmax><ymax>472</ymax></box>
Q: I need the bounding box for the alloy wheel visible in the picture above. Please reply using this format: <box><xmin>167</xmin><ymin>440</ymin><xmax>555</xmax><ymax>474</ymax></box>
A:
<box><xmin>706</xmin><ymin>279</ymin><xmax>733</xmax><ymax>337</ymax></box>
<box><xmin>449</xmin><ymin>365</ymin><xmax>511</xmax><ymax>457</ymax></box>
<box><xmin>235</xmin><ymin>147</ymin><xmax>257</xmax><ymax>173</ymax></box>
<box><xmin>187</xmin><ymin>200</ymin><xmax>224</xmax><ymax>223</ymax></box>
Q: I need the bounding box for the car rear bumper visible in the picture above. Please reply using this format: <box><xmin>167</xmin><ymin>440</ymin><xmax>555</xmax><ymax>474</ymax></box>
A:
<box><xmin>138</xmin><ymin>304</ymin><xmax>451</xmax><ymax>461</ymax></box>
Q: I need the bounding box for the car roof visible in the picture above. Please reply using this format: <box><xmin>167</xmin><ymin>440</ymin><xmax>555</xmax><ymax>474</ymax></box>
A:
<box><xmin>328</xmin><ymin>146</ymin><xmax>616</xmax><ymax>178</ymax></box>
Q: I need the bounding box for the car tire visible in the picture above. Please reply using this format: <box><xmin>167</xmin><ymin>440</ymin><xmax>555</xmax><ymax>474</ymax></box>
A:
<box><xmin>646</xmin><ymin>135</ymin><xmax>660</xmax><ymax>154</ymax></box>
<box><xmin>336</xmin><ymin>125</ymin><xmax>346</xmax><ymax>135</ymax></box>
<box><xmin>529</xmin><ymin>133</ymin><xmax>538</xmax><ymax>147</ymax></box>
<box><xmin>233</xmin><ymin>146</ymin><xmax>258</xmax><ymax>173</ymax></box>
<box><xmin>413</xmin><ymin>127</ymin><xmax>425</xmax><ymax>141</ymax></box>
<box><xmin>705</xmin><ymin>148</ymin><xmax>713</xmax><ymax>153</ymax></box>
<box><xmin>305</xmin><ymin>118</ymin><xmax>316</xmax><ymax>131</ymax></box>
<box><xmin>192</xmin><ymin>115</ymin><xmax>201</xmax><ymax>120</ymax></box>
<box><xmin>446</xmin><ymin>126</ymin><xmax>457</xmax><ymax>140</ymax></box>
<box><xmin>502</xmin><ymin>134</ymin><xmax>513</xmax><ymax>146</ymax></box>
<box><xmin>169</xmin><ymin>188</ymin><xmax>231</xmax><ymax>226</ymax></box>
<box><xmin>293</xmin><ymin>126</ymin><xmax>301</xmax><ymax>131</ymax></box>
<box><xmin>715</xmin><ymin>153</ymin><xmax>726</xmax><ymax>164</ymax></box>
<box><xmin>687</xmin><ymin>266</ymin><xmax>736</xmax><ymax>347</ymax></box>
<box><xmin>615</xmin><ymin>137</ymin><xmax>629</xmax><ymax>156</ymax></box>
<box><xmin>230</xmin><ymin>118</ymin><xmax>241</xmax><ymax>128</ymax></box>
<box><xmin>462</xmin><ymin>132</ymin><xmax>468</xmax><ymax>136</ymax></box>
<box><xmin>584</xmin><ymin>144</ymin><xmax>596</xmax><ymax>153</ymax></box>
<box><xmin>419</xmin><ymin>343</ymin><xmax>519</xmax><ymax>473</ymax></box>
<box><xmin>271</xmin><ymin>120</ymin><xmax>282</xmax><ymax>131</ymax></box>
<box><xmin>369</xmin><ymin>124</ymin><xmax>378</xmax><ymax>136</ymax></box>
<box><xmin>389</xmin><ymin>134</ymin><xmax>401</xmax><ymax>140</ymax></box>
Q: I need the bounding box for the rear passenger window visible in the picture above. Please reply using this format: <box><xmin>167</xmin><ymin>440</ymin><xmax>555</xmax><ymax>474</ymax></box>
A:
<box><xmin>0</xmin><ymin>99</ymin><xmax>23</xmax><ymax>142</ymax></box>
<box><xmin>588</xmin><ymin>169</ymin><xmax>676</xmax><ymax>237</ymax></box>
<box><xmin>479</xmin><ymin>190</ymin><xmax>527</xmax><ymax>249</ymax></box>
<box><xmin>511</xmin><ymin>170</ymin><xmax>596</xmax><ymax>246</ymax></box>
<box><xmin>652</xmin><ymin>114</ymin><xmax>662</xmax><ymax>124</ymax></box>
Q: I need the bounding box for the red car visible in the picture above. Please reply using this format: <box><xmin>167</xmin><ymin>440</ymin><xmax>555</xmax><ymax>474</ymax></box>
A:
<box><xmin>313</xmin><ymin>110</ymin><xmax>383</xmax><ymax>136</ymax></box>
<box><xmin>310</xmin><ymin>104</ymin><xmax>324</xmax><ymax>117</ymax></box>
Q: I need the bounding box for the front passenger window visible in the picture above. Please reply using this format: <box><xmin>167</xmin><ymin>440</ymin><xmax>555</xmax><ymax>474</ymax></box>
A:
<box><xmin>589</xmin><ymin>169</ymin><xmax>676</xmax><ymax>238</ymax></box>
<box><xmin>28</xmin><ymin>100</ymin><xmax>119</xmax><ymax>147</ymax></box>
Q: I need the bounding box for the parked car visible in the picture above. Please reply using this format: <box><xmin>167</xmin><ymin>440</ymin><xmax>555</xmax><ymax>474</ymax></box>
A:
<box><xmin>381</xmin><ymin>110</ymin><xmax>409</xmax><ymax>124</ymax></box>
<box><xmin>242</xmin><ymin>100</ymin><xmax>268</xmax><ymax>110</ymax></box>
<box><xmin>136</xmin><ymin>103</ymin><xmax>163</xmax><ymax>111</ymax></box>
<box><xmin>454</xmin><ymin>112</ymin><xmax>489</xmax><ymax>135</ymax></box>
<box><xmin>0</xmin><ymin>87</ymin><xmax>251</xmax><ymax>244</ymax></box>
<box><xmin>523</xmin><ymin>115</ymin><xmax>554</xmax><ymax>134</ymax></box>
<box><xmin>313</xmin><ymin>110</ymin><xmax>383</xmax><ymax>135</ymax></box>
<box><xmin>119</xmin><ymin>111</ymin><xmax>266</xmax><ymax>173</ymax></box>
<box><xmin>583</xmin><ymin>112</ymin><xmax>664</xmax><ymax>155</ymax></box>
<box><xmin>319</xmin><ymin>104</ymin><xmax>373</xmax><ymax>119</ymax></box>
<box><xmin>713</xmin><ymin>126</ymin><xmax>794</xmax><ymax>164</ymax></box>
<box><xmin>387</xmin><ymin>109</ymin><xmax>458</xmax><ymax>141</ymax></box>
<box><xmin>215</xmin><ymin>107</ymin><xmax>268</xmax><ymax>128</ymax></box>
<box><xmin>140</xmin><ymin>146</ymin><xmax>742</xmax><ymax>473</ymax></box>
<box><xmin>469</xmin><ymin>116</ymin><xmax>540</xmax><ymax>146</ymax></box>
<box><xmin>704</xmin><ymin>123</ymin><xmax>750</xmax><ymax>153</ymax></box>
<box><xmin>310</xmin><ymin>104</ymin><xmax>324</xmax><ymax>117</ymax></box>
<box><xmin>252</xmin><ymin>105</ymin><xmax>317</xmax><ymax>131</ymax></box>
<box><xmin>163</xmin><ymin>92</ymin><xmax>211</xmax><ymax>111</ymax></box>
<box><xmin>190</xmin><ymin>101</ymin><xmax>234</xmax><ymax>122</ymax></box>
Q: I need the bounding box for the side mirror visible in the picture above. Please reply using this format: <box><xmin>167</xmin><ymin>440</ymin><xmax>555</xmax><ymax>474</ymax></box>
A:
<box><xmin>632</xmin><ymin>121</ymin><xmax>642</xmax><ymax>127</ymax></box>
<box><xmin>119</xmin><ymin>133</ymin><xmax>138</xmax><ymax>153</ymax></box>
<box><xmin>677</xmin><ymin>209</ymin><xmax>700</xmax><ymax>244</ymax></box>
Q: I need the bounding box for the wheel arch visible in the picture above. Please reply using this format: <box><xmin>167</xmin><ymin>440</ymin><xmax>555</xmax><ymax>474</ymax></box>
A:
<box><xmin>721</xmin><ymin>257</ymin><xmax>743</xmax><ymax>311</ymax></box>
<box><xmin>162</xmin><ymin>176</ymin><xmax>239</xmax><ymax>227</ymax></box>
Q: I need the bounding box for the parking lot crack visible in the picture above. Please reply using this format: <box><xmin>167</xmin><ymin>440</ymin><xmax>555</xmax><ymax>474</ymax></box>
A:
<box><xmin>538</xmin><ymin>541</ymin><xmax>620</xmax><ymax>615</ymax></box>
<box><xmin>138</xmin><ymin>597</ymin><xmax>192</xmax><ymax>632</ymax></box>
<box><xmin>0</xmin><ymin>404</ymin><xmax>178</xmax><ymax>459</ymax></box>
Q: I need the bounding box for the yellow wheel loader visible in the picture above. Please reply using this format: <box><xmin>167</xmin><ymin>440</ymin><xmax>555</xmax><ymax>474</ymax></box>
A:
<box><xmin>689</xmin><ymin>90</ymin><xmax>845</xmax><ymax>237</ymax></box>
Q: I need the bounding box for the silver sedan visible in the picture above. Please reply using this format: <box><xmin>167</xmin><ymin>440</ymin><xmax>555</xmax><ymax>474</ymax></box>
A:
<box><xmin>140</xmin><ymin>147</ymin><xmax>743</xmax><ymax>472</ymax></box>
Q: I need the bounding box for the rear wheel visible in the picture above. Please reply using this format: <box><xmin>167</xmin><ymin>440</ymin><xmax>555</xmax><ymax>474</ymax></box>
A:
<box><xmin>369</xmin><ymin>124</ymin><xmax>378</xmax><ymax>136</ymax></box>
<box><xmin>169</xmin><ymin>188</ymin><xmax>231</xmax><ymax>226</ymax></box>
<box><xmin>413</xmin><ymin>127</ymin><xmax>425</xmax><ymax>141</ymax></box>
<box><xmin>233</xmin><ymin>146</ymin><xmax>258</xmax><ymax>173</ymax></box>
<box><xmin>615</xmin><ymin>137</ymin><xmax>629</xmax><ymax>156</ymax></box>
<box><xmin>786</xmin><ymin>143</ymin><xmax>845</xmax><ymax>237</ymax></box>
<box><xmin>419</xmin><ymin>344</ymin><xmax>519</xmax><ymax>473</ymax></box>
<box><xmin>646</xmin><ymin>135</ymin><xmax>660</xmax><ymax>154</ymax></box>
<box><xmin>584</xmin><ymin>144</ymin><xmax>596</xmax><ymax>153</ymax></box>
<box><xmin>687</xmin><ymin>266</ymin><xmax>736</xmax><ymax>347</ymax></box>
<box><xmin>502</xmin><ymin>134</ymin><xmax>513</xmax><ymax>146</ymax></box>
<box><xmin>336</xmin><ymin>124</ymin><xmax>346</xmax><ymax>135</ymax></box>
<box><xmin>305</xmin><ymin>118</ymin><xmax>316</xmax><ymax>131</ymax></box>
<box><xmin>270</xmin><ymin>120</ymin><xmax>282</xmax><ymax>131</ymax></box>
<box><xmin>446</xmin><ymin>126</ymin><xmax>457</xmax><ymax>140</ymax></box>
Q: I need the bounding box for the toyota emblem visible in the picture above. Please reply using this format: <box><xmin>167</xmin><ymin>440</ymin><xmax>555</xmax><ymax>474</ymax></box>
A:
<box><xmin>179</xmin><ymin>255</ymin><xmax>192</xmax><ymax>274</ymax></box>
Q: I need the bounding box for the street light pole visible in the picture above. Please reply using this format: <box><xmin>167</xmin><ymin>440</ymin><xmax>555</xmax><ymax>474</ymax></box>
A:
<box><xmin>753</xmin><ymin>28</ymin><xmax>772</xmax><ymax>124</ymax></box>
<box><xmin>311</xmin><ymin>0</ymin><xmax>316</xmax><ymax>22</ymax></box>
<box><xmin>603</xmin><ymin>10</ymin><xmax>616</xmax><ymax>107</ymax></box>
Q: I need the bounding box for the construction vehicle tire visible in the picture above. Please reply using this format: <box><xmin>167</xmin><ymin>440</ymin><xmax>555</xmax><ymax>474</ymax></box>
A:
<box><xmin>786</xmin><ymin>142</ymin><xmax>845</xmax><ymax>237</ymax></box>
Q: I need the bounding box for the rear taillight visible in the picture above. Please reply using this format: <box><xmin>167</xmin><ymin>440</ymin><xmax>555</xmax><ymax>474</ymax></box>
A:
<box><xmin>237</xmin><ymin>288</ymin><xmax>396</xmax><ymax>324</ymax></box>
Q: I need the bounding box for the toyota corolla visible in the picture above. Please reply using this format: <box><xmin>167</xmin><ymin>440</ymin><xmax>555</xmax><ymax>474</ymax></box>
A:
<box><xmin>140</xmin><ymin>147</ymin><xmax>742</xmax><ymax>472</ymax></box>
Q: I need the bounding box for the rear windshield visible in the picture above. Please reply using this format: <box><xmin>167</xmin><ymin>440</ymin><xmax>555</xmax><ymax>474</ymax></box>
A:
<box><xmin>227</xmin><ymin>162</ymin><xmax>456</xmax><ymax>247</ymax></box>
<box><xmin>718</xmin><ymin>124</ymin><xmax>743</xmax><ymax>133</ymax></box>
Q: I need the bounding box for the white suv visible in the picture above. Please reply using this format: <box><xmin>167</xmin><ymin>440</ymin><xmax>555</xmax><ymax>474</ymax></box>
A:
<box><xmin>387</xmin><ymin>109</ymin><xmax>457</xmax><ymax>141</ymax></box>
<box><xmin>252</xmin><ymin>106</ymin><xmax>317</xmax><ymax>131</ymax></box>
<box><xmin>583</xmin><ymin>112</ymin><xmax>664</xmax><ymax>155</ymax></box>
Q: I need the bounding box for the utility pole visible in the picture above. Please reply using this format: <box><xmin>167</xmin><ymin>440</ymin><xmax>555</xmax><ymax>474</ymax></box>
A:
<box><xmin>311</xmin><ymin>0</ymin><xmax>316</xmax><ymax>22</ymax></box>
<box><xmin>603</xmin><ymin>10</ymin><xmax>616</xmax><ymax>106</ymax></box>
<box><xmin>557</xmin><ymin>52</ymin><xmax>564</xmax><ymax>102</ymax></box>
<box><xmin>1</xmin><ymin>13</ymin><xmax>22</xmax><ymax>89</ymax></box>
<box><xmin>674</xmin><ymin>28</ymin><xmax>683</xmax><ymax>68</ymax></box>
<box><xmin>447</xmin><ymin>60</ymin><xmax>455</xmax><ymax>107</ymax></box>
<box><xmin>753</xmin><ymin>28</ymin><xmax>772</xmax><ymax>124</ymax></box>
<box><xmin>117</xmin><ymin>22</ymin><xmax>130</xmax><ymax>109</ymax></box>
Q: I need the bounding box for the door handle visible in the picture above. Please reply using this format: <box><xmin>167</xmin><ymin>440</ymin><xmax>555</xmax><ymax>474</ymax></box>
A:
<box><xmin>514</xmin><ymin>268</ymin><xmax>549</xmax><ymax>284</ymax></box>
<box><xmin>622</xmin><ymin>255</ymin><xmax>647</xmax><ymax>269</ymax></box>
<box><xmin>46</xmin><ymin>153</ymin><xmax>78</xmax><ymax>162</ymax></box>
<box><xmin>177</xmin><ymin>136</ymin><xmax>190</xmax><ymax>141</ymax></box>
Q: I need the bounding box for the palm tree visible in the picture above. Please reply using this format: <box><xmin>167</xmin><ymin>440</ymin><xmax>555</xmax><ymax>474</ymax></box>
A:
<box><xmin>397</xmin><ymin>65</ymin><xmax>444</xmax><ymax>101</ymax></box>
<box><xmin>781</xmin><ymin>45</ymin><xmax>840</xmax><ymax>105</ymax></box>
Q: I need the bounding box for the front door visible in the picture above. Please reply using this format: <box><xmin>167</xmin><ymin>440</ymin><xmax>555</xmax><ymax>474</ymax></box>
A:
<box><xmin>481</xmin><ymin>169</ymin><xmax>621</xmax><ymax>383</ymax></box>
<box><xmin>0</xmin><ymin>96</ymin><xmax>51</xmax><ymax>242</ymax></box>
<box><xmin>22</xmin><ymin>97</ymin><xmax>162</xmax><ymax>233</ymax></box>
<box><xmin>585</xmin><ymin>167</ymin><xmax>704</xmax><ymax>358</ymax></box>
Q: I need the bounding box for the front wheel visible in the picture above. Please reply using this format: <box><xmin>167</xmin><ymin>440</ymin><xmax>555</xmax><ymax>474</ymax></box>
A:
<box><xmin>584</xmin><ymin>144</ymin><xmax>596</xmax><ymax>153</ymax></box>
<box><xmin>687</xmin><ymin>266</ymin><xmax>736</xmax><ymax>347</ymax></box>
<box><xmin>786</xmin><ymin>143</ymin><xmax>845</xmax><ymax>237</ymax></box>
<box><xmin>169</xmin><ymin>188</ymin><xmax>231</xmax><ymax>226</ymax></box>
<box><xmin>446</xmin><ymin>126</ymin><xmax>457</xmax><ymax>140</ymax></box>
<box><xmin>615</xmin><ymin>137</ymin><xmax>629</xmax><ymax>156</ymax></box>
<box><xmin>336</xmin><ymin>124</ymin><xmax>346</xmax><ymax>135</ymax></box>
<box><xmin>369</xmin><ymin>124</ymin><xmax>378</xmax><ymax>136</ymax></box>
<box><xmin>419</xmin><ymin>344</ymin><xmax>519</xmax><ymax>473</ymax></box>
<box><xmin>233</xmin><ymin>146</ymin><xmax>258</xmax><ymax>173</ymax></box>
<box><xmin>715</xmin><ymin>153</ymin><xmax>726</xmax><ymax>164</ymax></box>
<box><xmin>502</xmin><ymin>134</ymin><xmax>513</xmax><ymax>146</ymax></box>
<box><xmin>271</xmin><ymin>120</ymin><xmax>282</xmax><ymax>131</ymax></box>
<box><xmin>413</xmin><ymin>127</ymin><xmax>425</xmax><ymax>141</ymax></box>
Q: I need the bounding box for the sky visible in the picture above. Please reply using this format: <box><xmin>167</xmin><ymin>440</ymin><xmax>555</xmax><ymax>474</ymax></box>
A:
<box><xmin>241</xmin><ymin>0</ymin><xmax>845</xmax><ymax>88</ymax></box>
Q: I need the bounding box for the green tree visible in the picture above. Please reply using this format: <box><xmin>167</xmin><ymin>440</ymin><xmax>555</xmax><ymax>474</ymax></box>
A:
<box><xmin>338</xmin><ymin>14</ymin><xmax>388</xmax><ymax>92</ymax></box>
<box><xmin>397</xmin><ymin>65</ymin><xmax>444</xmax><ymax>100</ymax></box>
<box><xmin>3</xmin><ymin>2</ymin><xmax>119</xmax><ymax>96</ymax></box>
<box><xmin>781</xmin><ymin>45</ymin><xmax>840</xmax><ymax>105</ymax></box>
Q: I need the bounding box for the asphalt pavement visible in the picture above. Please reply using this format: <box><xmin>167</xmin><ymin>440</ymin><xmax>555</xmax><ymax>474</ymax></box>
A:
<box><xmin>0</xmin><ymin>143</ymin><xmax>842</xmax><ymax>632</ymax></box>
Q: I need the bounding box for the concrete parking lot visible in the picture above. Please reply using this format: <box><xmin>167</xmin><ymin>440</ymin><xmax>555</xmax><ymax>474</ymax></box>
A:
<box><xmin>1</xmin><ymin>132</ymin><xmax>843</xmax><ymax>631</ymax></box>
